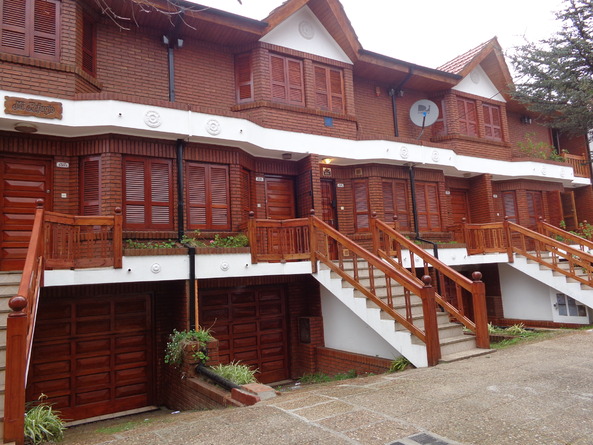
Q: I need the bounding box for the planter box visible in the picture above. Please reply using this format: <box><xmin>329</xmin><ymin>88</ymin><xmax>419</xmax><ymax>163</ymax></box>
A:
<box><xmin>123</xmin><ymin>247</ymin><xmax>188</xmax><ymax>256</ymax></box>
<box><xmin>193</xmin><ymin>247</ymin><xmax>250</xmax><ymax>254</ymax></box>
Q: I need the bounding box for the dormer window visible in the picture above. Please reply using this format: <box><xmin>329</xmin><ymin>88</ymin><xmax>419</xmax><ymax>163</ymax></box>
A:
<box><xmin>0</xmin><ymin>0</ymin><xmax>61</xmax><ymax>61</ymax></box>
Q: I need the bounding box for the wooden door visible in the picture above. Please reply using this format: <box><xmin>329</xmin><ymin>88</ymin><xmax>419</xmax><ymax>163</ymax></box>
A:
<box><xmin>560</xmin><ymin>191</ymin><xmax>578</xmax><ymax>230</ymax></box>
<box><xmin>0</xmin><ymin>157</ymin><xmax>52</xmax><ymax>271</ymax></box>
<box><xmin>27</xmin><ymin>294</ymin><xmax>153</xmax><ymax>421</ymax></box>
<box><xmin>264</xmin><ymin>176</ymin><xmax>295</xmax><ymax>220</ymax></box>
<box><xmin>321</xmin><ymin>179</ymin><xmax>338</xmax><ymax>258</ymax></box>
<box><xmin>526</xmin><ymin>191</ymin><xmax>544</xmax><ymax>229</ymax></box>
<box><xmin>450</xmin><ymin>189</ymin><xmax>470</xmax><ymax>241</ymax></box>
<box><xmin>502</xmin><ymin>191</ymin><xmax>518</xmax><ymax>223</ymax></box>
<box><xmin>200</xmin><ymin>286</ymin><xmax>289</xmax><ymax>383</ymax></box>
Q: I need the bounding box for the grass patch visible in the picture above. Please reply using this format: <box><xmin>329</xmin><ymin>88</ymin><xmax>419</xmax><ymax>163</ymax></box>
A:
<box><xmin>299</xmin><ymin>370</ymin><xmax>357</xmax><ymax>384</ymax></box>
<box><xmin>490</xmin><ymin>329</ymin><xmax>558</xmax><ymax>349</ymax></box>
<box><xmin>389</xmin><ymin>357</ymin><xmax>412</xmax><ymax>372</ymax></box>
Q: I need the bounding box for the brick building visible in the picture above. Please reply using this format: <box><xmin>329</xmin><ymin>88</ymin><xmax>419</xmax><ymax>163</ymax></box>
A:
<box><xmin>0</xmin><ymin>0</ymin><xmax>591</xmax><ymax>438</ymax></box>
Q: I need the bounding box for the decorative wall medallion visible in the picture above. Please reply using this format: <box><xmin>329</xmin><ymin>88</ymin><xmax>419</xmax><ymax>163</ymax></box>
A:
<box><xmin>431</xmin><ymin>150</ymin><xmax>440</xmax><ymax>162</ymax></box>
<box><xmin>298</xmin><ymin>21</ymin><xmax>315</xmax><ymax>40</ymax></box>
<box><xmin>400</xmin><ymin>146</ymin><xmax>409</xmax><ymax>159</ymax></box>
<box><xmin>151</xmin><ymin>263</ymin><xmax>161</xmax><ymax>274</ymax></box>
<box><xmin>560</xmin><ymin>169</ymin><xmax>565</xmax><ymax>178</ymax></box>
<box><xmin>206</xmin><ymin>119</ymin><xmax>221</xmax><ymax>135</ymax></box>
<box><xmin>470</xmin><ymin>70</ymin><xmax>481</xmax><ymax>84</ymax></box>
<box><xmin>220</xmin><ymin>261</ymin><xmax>230</xmax><ymax>271</ymax></box>
<box><xmin>144</xmin><ymin>110</ymin><xmax>161</xmax><ymax>128</ymax></box>
<box><xmin>541</xmin><ymin>166</ymin><xmax>547</xmax><ymax>176</ymax></box>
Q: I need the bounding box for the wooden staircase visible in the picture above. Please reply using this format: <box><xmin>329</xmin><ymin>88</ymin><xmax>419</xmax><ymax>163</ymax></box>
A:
<box><xmin>333</xmin><ymin>261</ymin><xmax>489</xmax><ymax>363</ymax></box>
<box><xmin>0</xmin><ymin>272</ymin><xmax>21</xmax><ymax>444</ymax></box>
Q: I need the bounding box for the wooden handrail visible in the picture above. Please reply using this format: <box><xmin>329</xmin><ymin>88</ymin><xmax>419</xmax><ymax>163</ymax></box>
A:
<box><xmin>537</xmin><ymin>218</ymin><xmax>593</xmax><ymax>252</ymax></box>
<box><xmin>371</xmin><ymin>216</ymin><xmax>489</xmax><ymax>349</ymax></box>
<box><xmin>308</xmin><ymin>213</ymin><xmax>441</xmax><ymax>365</ymax></box>
<box><xmin>4</xmin><ymin>201</ymin><xmax>45</xmax><ymax>445</ymax></box>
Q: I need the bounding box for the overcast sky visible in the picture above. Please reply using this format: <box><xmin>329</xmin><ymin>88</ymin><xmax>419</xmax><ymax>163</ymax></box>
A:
<box><xmin>192</xmin><ymin>0</ymin><xmax>564</xmax><ymax>73</ymax></box>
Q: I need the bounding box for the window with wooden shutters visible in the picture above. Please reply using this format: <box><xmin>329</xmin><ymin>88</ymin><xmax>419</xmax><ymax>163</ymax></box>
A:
<box><xmin>123</xmin><ymin>157</ymin><xmax>173</xmax><ymax>230</ymax></box>
<box><xmin>415</xmin><ymin>182</ymin><xmax>441</xmax><ymax>231</ymax></box>
<box><xmin>457</xmin><ymin>98</ymin><xmax>477</xmax><ymax>137</ymax></box>
<box><xmin>526</xmin><ymin>190</ymin><xmax>544</xmax><ymax>228</ymax></box>
<box><xmin>502</xmin><ymin>191</ymin><xmax>518</xmax><ymax>223</ymax></box>
<box><xmin>82</xmin><ymin>14</ymin><xmax>95</xmax><ymax>76</ymax></box>
<box><xmin>382</xmin><ymin>179</ymin><xmax>411</xmax><ymax>230</ymax></box>
<box><xmin>235</xmin><ymin>52</ymin><xmax>253</xmax><ymax>103</ymax></box>
<box><xmin>269</xmin><ymin>53</ymin><xmax>304</xmax><ymax>106</ymax></box>
<box><xmin>432</xmin><ymin>99</ymin><xmax>447</xmax><ymax>137</ymax></box>
<box><xmin>0</xmin><ymin>0</ymin><xmax>60</xmax><ymax>61</ymax></box>
<box><xmin>81</xmin><ymin>156</ymin><xmax>100</xmax><ymax>216</ymax></box>
<box><xmin>483</xmin><ymin>103</ymin><xmax>502</xmax><ymax>140</ymax></box>
<box><xmin>314</xmin><ymin>64</ymin><xmax>345</xmax><ymax>113</ymax></box>
<box><xmin>186</xmin><ymin>162</ymin><xmax>230</xmax><ymax>230</ymax></box>
<box><xmin>353</xmin><ymin>179</ymin><xmax>370</xmax><ymax>231</ymax></box>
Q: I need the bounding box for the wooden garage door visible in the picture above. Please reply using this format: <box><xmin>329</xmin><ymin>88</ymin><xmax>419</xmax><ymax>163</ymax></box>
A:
<box><xmin>0</xmin><ymin>157</ymin><xmax>51</xmax><ymax>271</ymax></box>
<box><xmin>199</xmin><ymin>286</ymin><xmax>288</xmax><ymax>383</ymax></box>
<box><xmin>27</xmin><ymin>294</ymin><xmax>153</xmax><ymax>421</ymax></box>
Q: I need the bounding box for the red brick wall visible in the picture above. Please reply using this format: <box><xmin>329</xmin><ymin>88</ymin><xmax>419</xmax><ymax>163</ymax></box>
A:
<box><xmin>315</xmin><ymin>347</ymin><xmax>392</xmax><ymax>376</ymax></box>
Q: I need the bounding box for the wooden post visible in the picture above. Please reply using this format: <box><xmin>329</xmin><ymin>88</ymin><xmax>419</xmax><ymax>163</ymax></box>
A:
<box><xmin>370</xmin><ymin>211</ymin><xmax>379</xmax><ymax>255</ymax></box>
<box><xmin>4</xmin><ymin>296</ymin><xmax>28</xmax><ymax>445</ymax></box>
<box><xmin>113</xmin><ymin>207</ymin><xmax>123</xmax><ymax>268</ymax></box>
<box><xmin>420</xmin><ymin>275</ymin><xmax>441</xmax><ymax>365</ymax></box>
<box><xmin>461</xmin><ymin>217</ymin><xmax>468</xmax><ymax>246</ymax></box>
<box><xmin>247</xmin><ymin>211</ymin><xmax>258</xmax><ymax>264</ymax></box>
<box><xmin>504</xmin><ymin>217</ymin><xmax>514</xmax><ymax>263</ymax></box>
<box><xmin>309</xmin><ymin>209</ymin><xmax>318</xmax><ymax>273</ymax></box>
<box><xmin>471</xmin><ymin>271</ymin><xmax>490</xmax><ymax>349</ymax></box>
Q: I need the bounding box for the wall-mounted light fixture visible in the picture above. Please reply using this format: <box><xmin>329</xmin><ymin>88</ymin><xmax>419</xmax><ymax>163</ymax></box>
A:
<box><xmin>282</xmin><ymin>153</ymin><xmax>292</xmax><ymax>160</ymax></box>
<box><xmin>322</xmin><ymin>158</ymin><xmax>332</xmax><ymax>164</ymax></box>
<box><xmin>520</xmin><ymin>115</ymin><xmax>533</xmax><ymax>125</ymax></box>
<box><xmin>14</xmin><ymin>122</ymin><xmax>38</xmax><ymax>133</ymax></box>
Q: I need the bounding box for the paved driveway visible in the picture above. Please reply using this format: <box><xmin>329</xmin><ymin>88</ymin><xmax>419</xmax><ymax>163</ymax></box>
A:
<box><xmin>64</xmin><ymin>329</ymin><xmax>593</xmax><ymax>445</ymax></box>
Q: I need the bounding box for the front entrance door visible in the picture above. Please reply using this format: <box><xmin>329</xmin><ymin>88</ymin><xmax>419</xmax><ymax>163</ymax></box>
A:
<box><xmin>450</xmin><ymin>189</ymin><xmax>470</xmax><ymax>242</ymax></box>
<box><xmin>200</xmin><ymin>286</ymin><xmax>289</xmax><ymax>383</ymax></box>
<box><xmin>321</xmin><ymin>179</ymin><xmax>338</xmax><ymax>258</ymax></box>
<box><xmin>560</xmin><ymin>191</ymin><xmax>578</xmax><ymax>231</ymax></box>
<box><xmin>27</xmin><ymin>294</ymin><xmax>153</xmax><ymax>421</ymax></box>
<box><xmin>0</xmin><ymin>157</ymin><xmax>52</xmax><ymax>270</ymax></box>
<box><xmin>264</xmin><ymin>176</ymin><xmax>295</xmax><ymax>220</ymax></box>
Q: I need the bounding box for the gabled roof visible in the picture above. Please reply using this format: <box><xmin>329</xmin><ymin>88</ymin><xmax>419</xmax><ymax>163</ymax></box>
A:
<box><xmin>263</xmin><ymin>0</ymin><xmax>362</xmax><ymax>62</ymax></box>
<box><xmin>438</xmin><ymin>37</ymin><xmax>516</xmax><ymax>103</ymax></box>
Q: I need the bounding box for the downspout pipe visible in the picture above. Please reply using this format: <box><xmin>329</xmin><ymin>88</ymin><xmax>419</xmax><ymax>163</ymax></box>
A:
<box><xmin>408</xmin><ymin>164</ymin><xmax>439</xmax><ymax>260</ymax></box>
<box><xmin>388</xmin><ymin>68</ymin><xmax>414</xmax><ymax>138</ymax></box>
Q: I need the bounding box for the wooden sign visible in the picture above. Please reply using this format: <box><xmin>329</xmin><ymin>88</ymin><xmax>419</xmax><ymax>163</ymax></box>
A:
<box><xmin>5</xmin><ymin>96</ymin><xmax>62</xmax><ymax>119</ymax></box>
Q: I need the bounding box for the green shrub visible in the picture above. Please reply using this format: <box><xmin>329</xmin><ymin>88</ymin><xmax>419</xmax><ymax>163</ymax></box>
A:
<box><xmin>389</xmin><ymin>357</ymin><xmax>411</xmax><ymax>372</ymax></box>
<box><xmin>210</xmin><ymin>361</ymin><xmax>257</xmax><ymax>385</ymax></box>
<box><xmin>164</xmin><ymin>328</ymin><xmax>213</xmax><ymax>368</ymax></box>
<box><xmin>181</xmin><ymin>231</ymin><xmax>249</xmax><ymax>248</ymax></box>
<box><xmin>125</xmin><ymin>239</ymin><xmax>178</xmax><ymax>249</ymax></box>
<box><xmin>25</xmin><ymin>395</ymin><xmax>65</xmax><ymax>444</ymax></box>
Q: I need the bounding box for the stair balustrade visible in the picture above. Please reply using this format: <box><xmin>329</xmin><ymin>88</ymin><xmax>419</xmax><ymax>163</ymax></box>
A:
<box><xmin>370</xmin><ymin>215</ymin><xmax>489</xmax><ymax>348</ymax></box>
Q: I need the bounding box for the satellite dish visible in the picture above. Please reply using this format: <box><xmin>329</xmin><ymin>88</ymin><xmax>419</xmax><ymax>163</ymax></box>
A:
<box><xmin>409</xmin><ymin>99</ymin><xmax>439</xmax><ymax>127</ymax></box>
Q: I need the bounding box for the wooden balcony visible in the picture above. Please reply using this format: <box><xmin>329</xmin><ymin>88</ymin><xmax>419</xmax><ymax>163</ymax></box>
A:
<box><xmin>563</xmin><ymin>153</ymin><xmax>590</xmax><ymax>178</ymax></box>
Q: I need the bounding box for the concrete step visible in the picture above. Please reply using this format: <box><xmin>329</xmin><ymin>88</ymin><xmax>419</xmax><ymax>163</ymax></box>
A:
<box><xmin>440</xmin><ymin>334</ymin><xmax>477</xmax><ymax>356</ymax></box>
<box><xmin>439</xmin><ymin>347</ymin><xmax>495</xmax><ymax>363</ymax></box>
<box><xmin>0</xmin><ymin>347</ymin><xmax>5</xmax><ymax>368</ymax></box>
<box><xmin>0</xmin><ymin>273</ymin><xmax>22</xmax><ymax>286</ymax></box>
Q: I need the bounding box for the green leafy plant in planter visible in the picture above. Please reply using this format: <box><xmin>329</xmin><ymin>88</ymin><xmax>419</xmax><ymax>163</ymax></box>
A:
<box><xmin>181</xmin><ymin>230</ymin><xmax>249</xmax><ymax>248</ymax></box>
<box><xmin>164</xmin><ymin>328</ymin><xmax>213</xmax><ymax>368</ymax></box>
<box><xmin>389</xmin><ymin>356</ymin><xmax>412</xmax><ymax>372</ymax></box>
<box><xmin>210</xmin><ymin>361</ymin><xmax>258</xmax><ymax>385</ymax></box>
<box><xmin>24</xmin><ymin>394</ymin><xmax>65</xmax><ymax>445</ymax></box>
<box><xmin>125</xmin><ymin>239</ymin><xmax>178</xmax><ymax>249</ymax></box>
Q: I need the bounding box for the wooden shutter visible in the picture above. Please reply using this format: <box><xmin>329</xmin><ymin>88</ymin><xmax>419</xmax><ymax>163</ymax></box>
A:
<box><xmin>432</xmin><ymin>99</ymin><xmax>446</xmax><ymax>137</ymax></box>
<box><xmin>415</xmin><ymin>182</ymin><xmax>441</xmax><ymax>231</ymax></box>
<box><xmin>81</xmin><ymin>156</ymin><xmax>100</xmax><ymax>216</ymax></box>
<box><xmin>32</xmin><ymin>0</ymin><xmax>59</xmax><ymax>59</ymax></box>
<box><xmin>82</xmin><ymin>14</ymin><xmax>95</xmax><ymax>75</ymax></box>
<box><xmin>314</xmin><ymin>64</ymin><xmax>344</xmax><ymax>113</ymax></box>
<box><xmin>124</xmin><ymin>157</ymin><xmax>173</xmax><ymax>229</ymax></box>
<box><xmin>457</xmin><ymin>98</ymin><xmax>477</xmax><ymax>136</ymax></box>
<box><xmin>235</xmin><ymin>52</ymin><xmax>253</xmax><ymax>103</ymax></box>
<box><xmin>0</xmin><ymin>0</ymin><xmax>28</xmax><ymax>55</ymax></box>
<box><xmin>210</xmin><ymin>165</ymin><xmax>229</xmax><ymax>229</ymax></box>
<box><xmin>382</xmin><ymin>179</ymin><xmax>410</xmax><ymax>230</ymax></box>
<box><xmin>270</xmin><ymin>54</ymin><xmax>303</xmax><ymax>106</ymax></box>
<box><xmin>124</xmin><ymin>159</ymin><xmax>146</xmax><ymax>226</ymax></box>
<box><xmin>483</xmin><ymin>103</ymin><xmax>502</xmax><ymax>140</ymax></box>
<box><xmin>186</xmin><ymin>162</ymin><xmax>230</xmax><ymax>230</ymax></box>
<box><xmin>502</xmin><ymin>191</ymin><xmax>518</xmax><ymax>223</ymax></box>
<box><xmin>353</xmin><ymin>179</ymin><xmax>370</xmax><ymax>231</ymax></box>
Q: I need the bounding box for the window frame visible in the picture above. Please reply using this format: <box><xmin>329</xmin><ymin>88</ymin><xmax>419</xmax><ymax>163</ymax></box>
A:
<box><xmin>0</xmin><ymin>0</ymin><xmax>61</xmax><ymax>61</ymax></box>
<box><xmin>353</xmin><ymin>179</ymin><xmax>371</xmax><ymax>232</ymax></box>
<box><xmin>269</xmin><ymin>53</ymin><xmax>305</xmax><ymax>107</ymax></box>
<box><xmin>123</xmin><ymin>157</ymin><xmax>174</xmax><ymax>230</ymax></box>
<box><xmin>457</xmin><ymin>97</ymin><xmax>477</xmax><ymax>137</ymax></box>
<box><xmin>80</xmin><ymin>155</ymin><xmax>101</xmax><ymax>216</ymax></box>
<box><xmin>313</xmin><ymin>63</ymin><xmax>345</xmax><ymax>113</ymax></box>
<box><xmin>235</xmin><ymin>52</ymin><xmax>253</xmax><ymax>103</ymax></box>
<box><xmin>482</xmin><ymin>102</ymin><xmax>502</xmax><ymax>140</ymax></box>
<box><xmin>81</xmin><ymin>13</ymin><xmax>96</xmax><ymax>76</ymax></box>
<box><xmin>186</xmin><ymin>162</ymin><xmax>231</xmax><ymax>231</ymax></box>
<box><xmin>415</xmin><ymin>181</ymin><xmax>442</xmax><ymax>232</ymax></box>
<box><xmin>382</xmin><ymin>179</ymin><xmax>411</xmax><ymax>231</ymax></box>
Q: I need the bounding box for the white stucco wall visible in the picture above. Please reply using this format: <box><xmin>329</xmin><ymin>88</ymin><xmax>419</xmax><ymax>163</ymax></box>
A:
<box><xmin>498</xmin><ymin>263</ymin><xmax>554</xmax><ymax>321</ymax></box>
<box><xmin>320</xmin><ymin>286</ymin><xmax>402</xmax><ymax>360</ymax></box>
